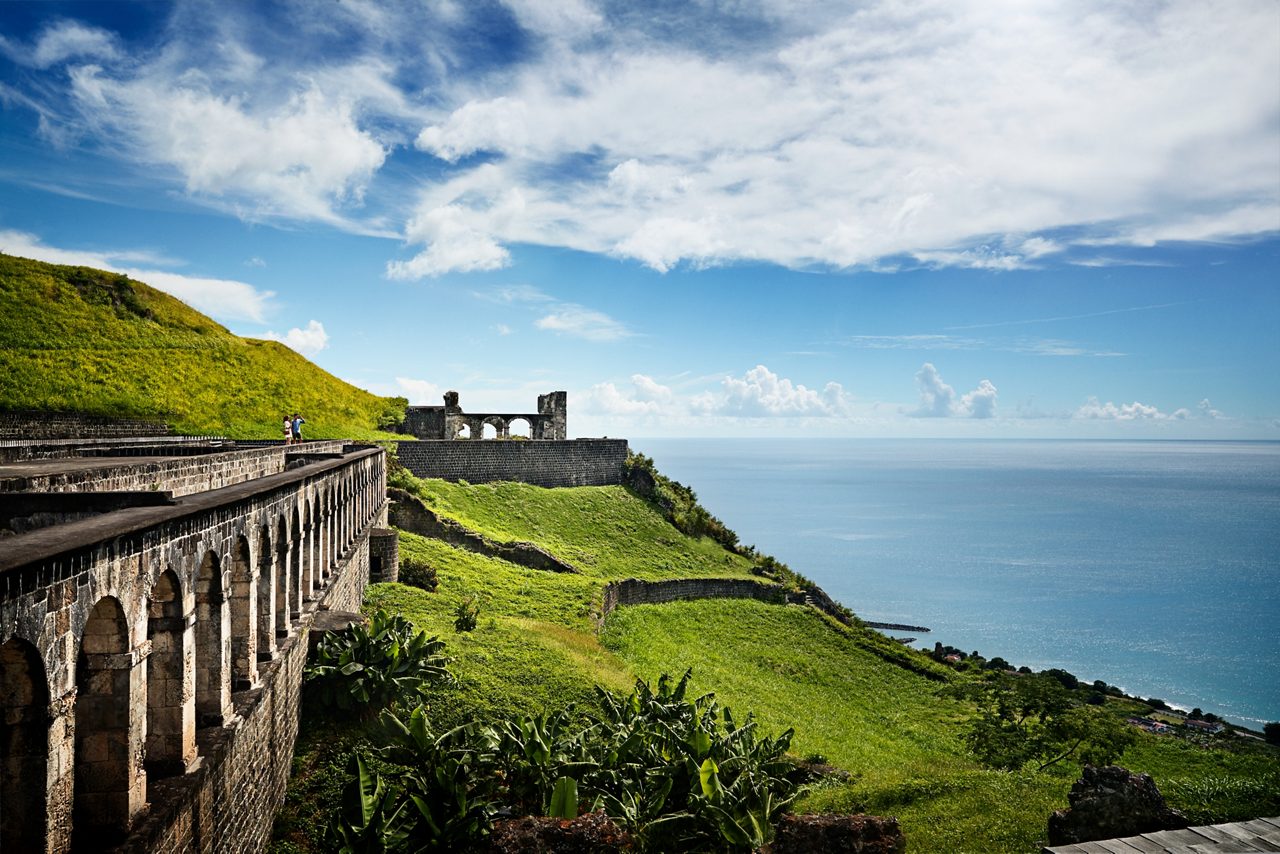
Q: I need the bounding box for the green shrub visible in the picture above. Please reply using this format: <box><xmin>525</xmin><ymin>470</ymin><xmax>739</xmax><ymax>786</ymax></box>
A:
<box><xmin>397</xmin><ymin>556</ymin><xmax>438</xmax><ymax>592</ymax></box>
<box><xmin>453</xmin><ymin>594</ymin><xmax>481</xmax><ymax>633</ymax></box>
<box><xmin>305</xmin><ymin>609</ymin><xmax>452</xmax><ymax>715</ymax></box>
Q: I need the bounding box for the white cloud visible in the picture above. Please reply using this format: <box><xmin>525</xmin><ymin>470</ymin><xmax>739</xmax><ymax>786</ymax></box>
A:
<box><xmin>911</xmin><ymin>363</ymin><xmax>998</xmax><ymax>418</ymax></box>
<box><xmin>68</xmin><ymin>71</ymin><xmax>388</xmax><ymax>224</ymax></box>
<box><xmin>0</xmin><ymin>20</ymin><xmax>121</xmax><ymax>68</ymax></box>
<box><xmin>1198</xmin><ymin>398</ymin><xmax>1225</xmax><ymax>419</ymax></box>
<box><xmin>0</xmin><ymin>230</ymin><xmax>274</xmax><ymax>323</ymax></box>
<box><xmin>694</xmin><ymin>365</ymin><xmax>851</xmax><ymax>417</ymax></box>
<box><xmin>535</xmin><ymin>305</ymin><xmax>632</xmax><ymax>341</ymax></box>
<box><xmin>398</xmin><ymin>0</ymin><xmax>1280</xmax><ymax>272</ymax></box>
<box><xmin>584</xmin><ymin>374</ymin><xmax>672</xmax><ymax>415</ymax></box>
<box><xmin>260</xmin><ymin>320</ymin><xmax>329</xmax><ymax>357</ymax></box>
<box><xmin>1075</xmin><ymin>397</ymin><xmax>1173</xmax><ymax>421</ymax></box>
<box><xmin>395</xmin><ymin>376</ymin><xmax>443</xmax><ymax>405</ymax></box>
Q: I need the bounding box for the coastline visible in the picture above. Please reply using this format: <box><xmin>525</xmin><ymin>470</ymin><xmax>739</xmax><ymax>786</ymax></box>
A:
<box><xmin>632</xmin><ymin>437</ymin><xmax>1280</xmax><ymax>729</ymax></box>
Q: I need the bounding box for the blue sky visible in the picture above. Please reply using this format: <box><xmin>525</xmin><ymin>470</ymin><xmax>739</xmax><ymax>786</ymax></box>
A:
<box><xmin>1</xmin><ymin>0</ymin><xmax>1277</xmax><ymax>438</ymax></box>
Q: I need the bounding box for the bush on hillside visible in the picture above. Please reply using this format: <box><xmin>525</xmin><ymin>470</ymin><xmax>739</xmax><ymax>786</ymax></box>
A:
<box><xmin>304</xmin><ymin>609</ymin><xmax>452</xmax><ymax>716</ymax></box>
<box><xmin>397</xmin><ymin>556</ymin><xmax>438</xmax><ymax>592</ymax></box>
<box><xmin>339</xmin><ymin>670</ymin><xmax>800</xmax><ymax>852</ymax></box>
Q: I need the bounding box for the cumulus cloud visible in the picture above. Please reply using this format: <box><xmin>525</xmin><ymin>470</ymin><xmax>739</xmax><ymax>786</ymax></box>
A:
<box><xmin>1075</xmin><ymin>397</ymin><xmax>1173</xmax><ymax>421</ymax></box>
<box><xmin>694</xmin><ymin>365</ymin><xmax>851</xmax><ymax>417</ymax></box>
<box><xmin>395</xmin><ymin>377</ymin><xmax>443</xmax><ymax>405</ymax></box>
<box><xmin>260</xmin><ymin>320</ymin><xmax>329</xmax><ymax>357</ymax></box>
<box><xmin>67</xmin><ymin>71</ymin><xmax>388</xmax><ymax>224</ymax></box>
<box><xmin>0</xmin><ymin>230</ymin><xmax>274</xmax><ymax>323</ymax></box>
<box><xmin>910</xmin><ymin>363</ymin><xmax>998</xmax><ymax>418</ymax></box>
<box><xmin>1075</xmin><ymin>396</ymin><xmax>1228</xmax><ymax>422</ymax></box>
<box><xmin>584</xmin><ymin>374</ymin><xmax>673</xmax><ymax>415</ymax></box>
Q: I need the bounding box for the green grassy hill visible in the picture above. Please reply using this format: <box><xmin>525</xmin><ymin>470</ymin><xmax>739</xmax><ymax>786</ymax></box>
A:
<box><xmin>275</xmin><ymin>470</ymin><xmax>1279</xmax><ymax>853</ymax></box>
<box><xmin>0</xmin><ymin>252</ymin><xmax>405</xmax><ymax>438</ymax></box>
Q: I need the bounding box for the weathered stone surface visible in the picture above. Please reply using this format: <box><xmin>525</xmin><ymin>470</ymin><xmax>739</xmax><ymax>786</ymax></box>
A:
<box><xmin>396</xmin><ymin>438</ymin><xmax>628</xmax><ymax>489</ymax></box>
<box><xmin>766</xmin><ymin>814</ymin><xmax>906</xmax><ymax>853</ymax></box>
<box><xmin>601</xmin><ymin>577</ymin><xmax>786</xmax><ymax>623</ymax></box>
<box><xmin>398</xmin><ymin>389</ymin><xmax>568</xmax><ymax>441</ymax></box>
<box><xmin>0</xmin><ymin>438</ymin><xmax>390</xmax><ymax>854</ymax></box>
<box><xmin>1047</xmin><ymin>764</ymin><xmax>1188</xmax><ymax>846</ymax></box>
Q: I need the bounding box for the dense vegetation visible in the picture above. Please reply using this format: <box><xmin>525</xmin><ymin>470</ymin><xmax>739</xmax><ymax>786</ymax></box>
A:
<box><xmin>274</xmin><ymin>473</ymin><xmax>1280</xmax><ymax>854</ymax></box>
<box><xmin>0</xmin><ymin>252</ymin><xmax>406</xmax><ymax>438</ymax></box>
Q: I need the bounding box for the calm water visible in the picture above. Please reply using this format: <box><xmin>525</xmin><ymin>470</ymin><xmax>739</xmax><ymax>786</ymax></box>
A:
<box><xmin>632</xmin><ymin>439</ymin><xmax>1280</xmax><ymax>727</ymax></box>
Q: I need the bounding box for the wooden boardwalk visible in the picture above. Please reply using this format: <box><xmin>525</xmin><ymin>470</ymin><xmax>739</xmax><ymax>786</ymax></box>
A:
<box><xmin>1044</xmin><ymin>817</ymin><xmax>1280</xmax><ymax>853</ymax></box>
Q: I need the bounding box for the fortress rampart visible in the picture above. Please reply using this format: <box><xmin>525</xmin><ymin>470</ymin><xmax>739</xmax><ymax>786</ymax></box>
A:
<box><xmin>0</xmin><ymin>437</ymin><xmax>389</xmax><ymax>853</ymax></box>
<box><xmin>396</xmin><ymin>438</ymin><xmax>629</xmax><ymax>488</ymax></box>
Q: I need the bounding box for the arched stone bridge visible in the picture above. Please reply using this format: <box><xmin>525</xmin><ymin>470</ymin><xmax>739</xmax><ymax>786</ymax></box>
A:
<box><xmin>0</xmin><ymin>440</ymin><xmax>391</xmax><ymax>853</ymax></box>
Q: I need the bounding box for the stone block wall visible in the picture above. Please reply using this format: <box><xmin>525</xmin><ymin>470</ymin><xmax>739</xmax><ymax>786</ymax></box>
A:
<box><xmin>0</xmin><ymin>447</ymin><xmax>288</xmax><ymax>496</ymax></box>
<box><xmin>395</xmin><ymin>439</ymin><xmax>628</xmax><ymax>488</ymax></box>
<box><xmin>0</xmin><ymin>412</ymin><xmax>170</xmax><ymax>440</ymax></box>
<box><xmin>600</xmin><ymin>577</ymin><xmax>787</xmax><ymax>623</ymax></box>
<box><xmin>368</xmin><ymin>528</ymin><xmax>399</xmax><ymax>583</ymax></box>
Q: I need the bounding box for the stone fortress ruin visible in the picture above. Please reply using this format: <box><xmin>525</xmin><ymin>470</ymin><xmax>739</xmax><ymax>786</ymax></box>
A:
<box><xmin>0</xmin><ymin>415</ymin><xmax>394</xmax><ymax>853</ymax></box>
<box><xmin>396</xmin><ymin>390</ymin><xmax>567</xmax><ymax>441</ymax></box>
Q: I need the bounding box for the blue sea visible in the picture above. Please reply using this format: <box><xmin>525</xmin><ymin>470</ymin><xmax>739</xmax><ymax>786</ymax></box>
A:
<box><xmin>631</xmin><ymin>439</ymin><xmax>1280</xmax><ymax>728</ymax></box>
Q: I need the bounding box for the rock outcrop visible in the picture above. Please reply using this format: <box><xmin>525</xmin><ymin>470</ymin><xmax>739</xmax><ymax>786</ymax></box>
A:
<box><xmin>1047</xmin><ymin>764</ymin><xmax>1188</xmax><ymax>846</ymax></box>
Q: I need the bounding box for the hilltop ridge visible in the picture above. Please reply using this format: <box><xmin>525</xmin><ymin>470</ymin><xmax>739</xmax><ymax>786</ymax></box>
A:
<box><xmin>0</xmin><ymin>252</ymin><xmax>405</xmax><ymax>438</ymax></box>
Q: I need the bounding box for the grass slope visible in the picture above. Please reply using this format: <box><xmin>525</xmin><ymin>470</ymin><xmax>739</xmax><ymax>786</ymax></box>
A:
<box><xmin>278</xmin><ymin>456</ymin><xmax>1279</xmax><ymax>853</ymax></box>
<box><xmin>0</xmin><ymin>252</ymin><xmax>405</xmax><ymax>438</ymax></box>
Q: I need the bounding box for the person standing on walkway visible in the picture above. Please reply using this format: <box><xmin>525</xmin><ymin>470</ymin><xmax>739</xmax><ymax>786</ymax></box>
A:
<box><xmin>283</xmin><ymin>414</ymin><xmax>293</xmax><ymax>445</ymax></box>
<box><xmin>292</xmin><ymin>413</ymin><xmax>306</xmax><ymax>444</ymax></box>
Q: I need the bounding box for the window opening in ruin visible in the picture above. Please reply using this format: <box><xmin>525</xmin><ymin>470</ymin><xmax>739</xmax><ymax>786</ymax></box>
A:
<box><xmin>508</xmin><ymin>417</ymin><xmax>532</xmax><ymax>439</ymax></box>
<box><xmin>195</xmin><ymin>551</ymin><xmax>230</xmax><ymax>728</ymax></box>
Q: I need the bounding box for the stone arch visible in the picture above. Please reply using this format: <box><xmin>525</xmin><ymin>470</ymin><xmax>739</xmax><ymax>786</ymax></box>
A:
<box><xmin>454</xmin><ymin>422</ymin><xmax>471</xmax><ymax>440</ymax></box>
<box><xmin>256</xmin><ymin>524</ymin><xmax>276</xmax><ymax>658</ymax></box>
<box><xmin>229</xmin><ymin>535</ymin><xmax>258</xmax><ymax>690</ymax></box>
<box><xmin>508</xmin><ymin>416</ymin><xmax>532</xmax><ymax>439</ymax></box>
<box><xmin>73</xmin><ymin>596</ymin><xmax>144</xmax><ymax>848</ymax></box>
<box><xmin>146</xmin><ymin>569</ymin><xmax>194</xmax><ymax>776</ymax></box>
<box><xmin>275</xmin><ymin>517</ymin><xmax>292</xmax><ymax>636</ymax></box>
<box><xmin>301</xmin><ymin>498</ymin><xmax>315</xmax><ymax>599</ymax></box>
<box><xmin>290</xmin><ymin>506</ymin><xmax>303</xmax><ymax>618</ymax></box>
<box><xmin>1</xmin><ymin>636</ymin><xmax>49</xmax><ymax>852</ymax></box>
<box><xmin>481</xmin><ymin>418</ymin><xmax>501</xmax><ymax>440</ymax></box>
<box><xmin>195</xmin><ymin>550</ymin><xmax>230</xmax><ymax>727</ymax></box>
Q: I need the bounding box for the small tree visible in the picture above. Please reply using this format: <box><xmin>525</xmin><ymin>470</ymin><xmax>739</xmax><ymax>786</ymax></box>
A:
<box><xmin>962</xmin><ymin>674</ymin><xmax>1135</xmax><ymax>772</ymax></box>
<box><xmin>1264</xmin><ymin>722</ymin><xmax>1280</xmax><ymax>745</ymax></box>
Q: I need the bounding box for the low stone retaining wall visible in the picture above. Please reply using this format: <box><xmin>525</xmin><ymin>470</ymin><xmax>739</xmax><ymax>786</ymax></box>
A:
<box><xmin>600</xmin><ymin>577</ymin><xmax>788</xmax><ymax>623</ymax></box>
<box><xmin>0</xmin><ymin>411</ymin><xmax>170</xmax><ymax>440</ymax></box>
<box><xmin>388</xmin><ymin>488</ymin><xmax>577</xmax><ymax>573</ymax></box>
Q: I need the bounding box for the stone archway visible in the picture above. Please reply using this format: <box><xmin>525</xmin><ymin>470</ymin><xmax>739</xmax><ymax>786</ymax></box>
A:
<box><xmin>146</xmin><ymin>570</ymin><xmax>194</xmax><ymax>777</ymax></box>
<box><xmin>73</xmin><ymin>597</ymin><xmax>144</xmax><ymax>849</ymax></box>
<box><xmin>1</xmin><ymin>636</ymin><xmax>49</xmax><ymax>852</ymax></box>
<box><xmin>229</xmin><ymin>535</ymin><xmax>258</xmax><ymax>690</ymax></box>
<box><xmin>195</xmin><ymin>550</ymin><xmax>230</xmax><ymax>727</ymax></box>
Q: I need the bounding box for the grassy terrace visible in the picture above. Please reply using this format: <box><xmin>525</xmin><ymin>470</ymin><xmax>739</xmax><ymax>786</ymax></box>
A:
<box><xmin>276</xmin><ymin>474</ymin><xmax>1278</xmax><ymax>853</ymax></box>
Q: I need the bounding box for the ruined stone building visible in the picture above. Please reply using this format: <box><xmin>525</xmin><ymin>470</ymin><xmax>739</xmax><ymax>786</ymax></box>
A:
<box><xmin>396</xmin><ymin>390</ymin><xmax>567</xmax><ymax>441</ymax></box>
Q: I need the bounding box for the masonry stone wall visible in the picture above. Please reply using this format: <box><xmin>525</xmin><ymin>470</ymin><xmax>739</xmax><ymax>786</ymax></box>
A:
<box><xmin>0</xmin><ymin>446</ymin><xmax>291</xmax><ymax>497</ymax></box>
<box><xmin>368</xmin><ymin>528</ymin><xmax>399</xmax><ymax>584</ymax></box>
<box><xmin>0</xmin><ymin>412</ymin><xmax>170</xmax><ymax>440</ymax></box>
<box><xmin>396</xmin><ymin>439</ymin><xmax>628</xmax><ymax>488</ymax></box>
<box><xmin>0</xmin><ymin>445</ymin><xmax>389</xmax><ymax>853</ymax></box>
<box><xmin>600</xmin><ymin>577</ymin><xmax>788</xmax><ymax>623</ymax></box>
